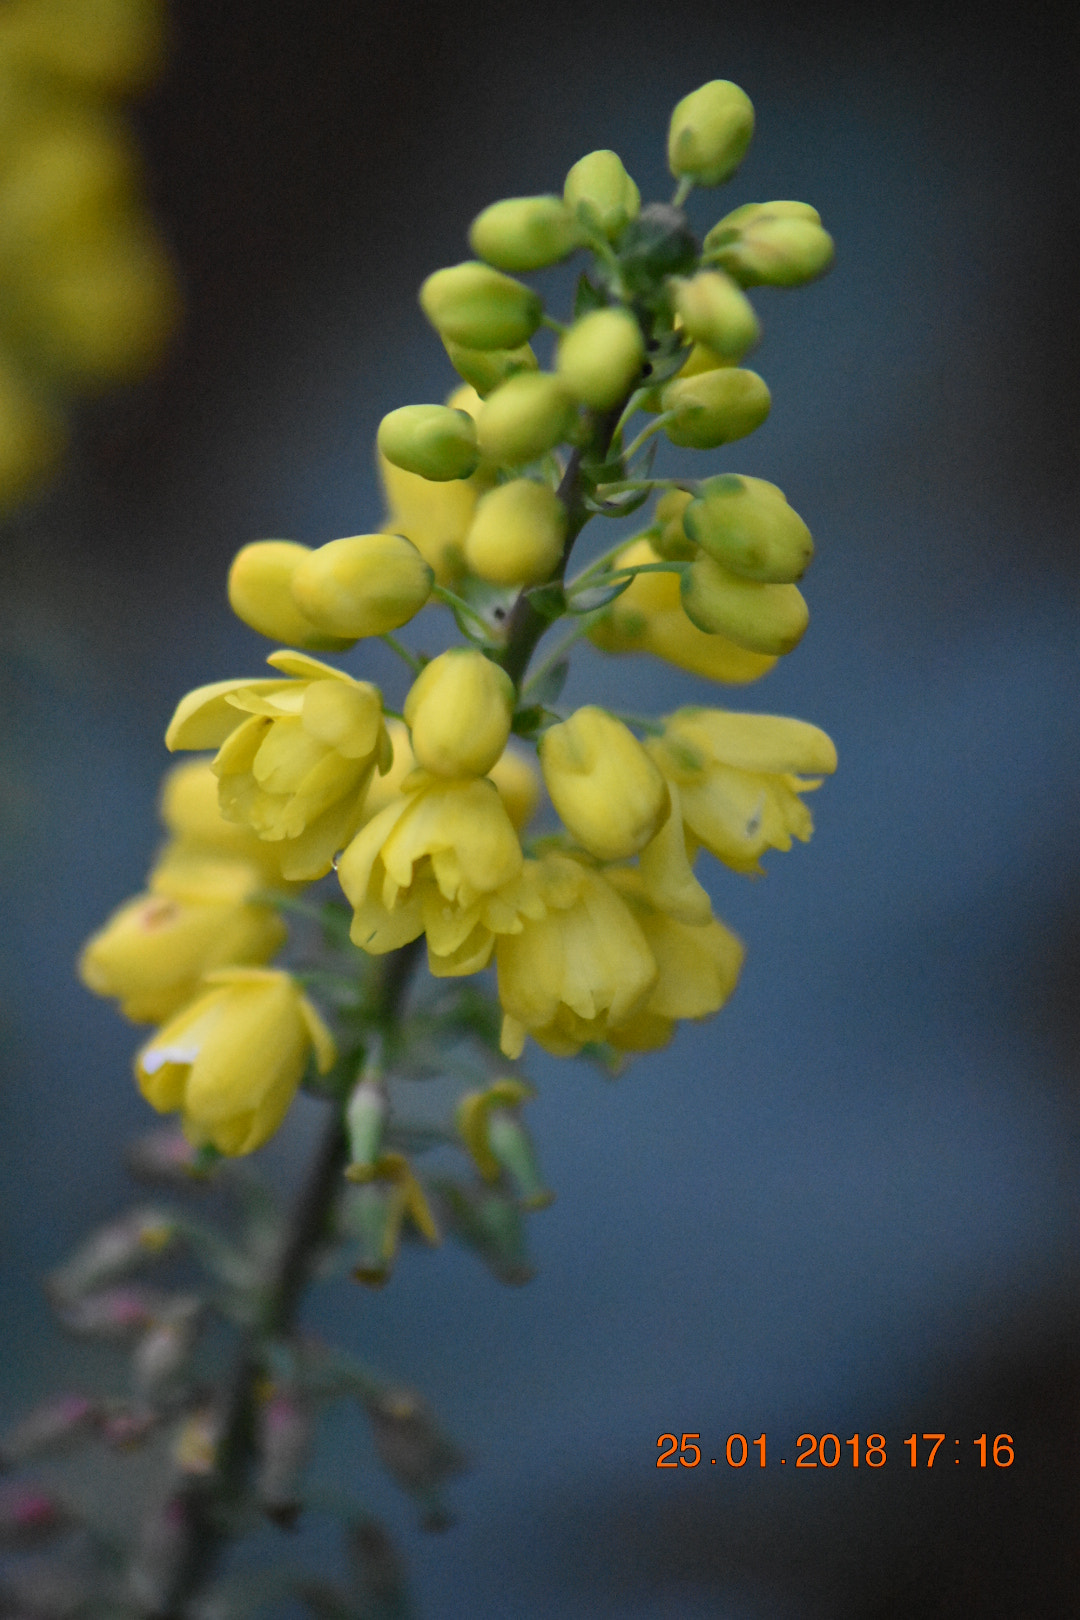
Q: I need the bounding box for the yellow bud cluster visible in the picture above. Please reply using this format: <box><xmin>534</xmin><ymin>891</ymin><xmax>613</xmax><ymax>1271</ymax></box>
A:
<box><xmin>0</xmin><ymin>0</ymin><xmax>176</xmax><ymax>513</ymax></box>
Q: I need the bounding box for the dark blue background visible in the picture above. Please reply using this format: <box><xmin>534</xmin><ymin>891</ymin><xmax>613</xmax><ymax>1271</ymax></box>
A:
<box><xmin>2</xmin><ymin>3</ymin><xmax>1078</xmax><ymax>1615</ymax></box>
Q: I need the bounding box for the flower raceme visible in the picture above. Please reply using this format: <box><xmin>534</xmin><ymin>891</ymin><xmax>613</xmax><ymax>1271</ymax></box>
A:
<box><xmin>84</xmin><ymin>77</ymin><xmax>839</xmax><ymax>1192</ymax></box>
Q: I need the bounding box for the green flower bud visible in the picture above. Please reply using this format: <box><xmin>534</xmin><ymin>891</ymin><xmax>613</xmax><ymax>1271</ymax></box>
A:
<box><xmin>652</xmin><ymin>488</ymin><xmax>696</xmax><ymax>560</ymax></box>
<box><xmin>703</xmin><ymin>201</ymin><xmax>834</xmax><ymax>287</ymax></box>
<box><xmin>475</xmin><ymin>372</ymin><xmax>578</xmax><ymax>466</ymax></box>
<box><xmin>468</xmin><ymin>195</ymin><xmax>579</xmax><ymax>272</ymax></box>
<box><xmin>403</xmin><ymin>648</ymin><xmax>514</xmax><ymax>777</ymax></box>
<box><xmin>680</xmin><ymin>554</ymin><xmax>808</xmax><ymax>655</ymax></box>
<box><xmin>539</xmin><ymin>706</ymin><xmax>669</xmax><ymax>861</ymax></box>
<box><xmin>684</xmin><ymin>474</ymin><xmax>813</xmax><ymax>582</ymax></box>
<box><xmin>667</xmin><ymin>80</ymin><xmax>754</xmax><ymax>187</ymax></box>
<box><xmin>376</xmin><ymin>404</ymin><xmax>479</xmax><ymax>482</ymax></box>
<box><xmin>227</xmin><ymin>541</ymin><xmax>356</xmax><ymax>651</ymax></box>
<box><xmin>442</xmin><ymin>338</ymin><xmax>537</xmax><ymax>397</ymax></box>
<box><xmin>660</xmin><ymin>367</ymin><xmax>771</xmax><ymax>449</ymax></box>
<box><xmin>290</xmin><ymin>533</ymin><xmax>433</xmax><ymax>639</ymax></box>
<box><xmin>556</xmin><ymin>307</ymin><xmax>645</xmax><ymax>410</ymax></box>
<box><xmin>563</xmin><ymin>149</ymin><xmax>640</xmax><ymax>241</ymax></box>
<box><xmin>465</xmin><ymin>478</ymin><xmax>567</xmax><ymax>587</ymax></box>
<box><xmin>669</xmin><ymin>270</ymin><xmax>760</xmax><ymax>361</ymax></box>
<box><xmin>419</xmin><ymin>261</ymin><xmax>543</xmax><ymax>350</ymax></box>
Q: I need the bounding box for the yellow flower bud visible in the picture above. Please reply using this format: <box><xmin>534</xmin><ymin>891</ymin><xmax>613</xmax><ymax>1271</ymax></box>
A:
<box><xmin>475</xmin><ymin>372</ymin><xmax>577</xmax><ymax>466</ymax></box>
<box><xmin>357</xmin><ymin>718</ymin><xmax>414</xmax><ymax>824</ymax></box>
<box><xmin>0</xmin><ymin>117</ymin><xmax>136</xmax><ymax>259</ymax></box>
<box><xmin>669</xmin><ymin>270</ymin><xmax>759</xmax><ymax>361</ymax></box>
<box><xmin>486</xmin><ymin>743</ymin><xmax>540</xmax><ymax>831</ymax></box>
<box><xmin>652</xmin><ymin>487</ymin><xmax>696</xmax><ymax>560</ymax></box>
<box><xmin>464</xmin><ymin>478</ymin><xmax>566</xmax><ymax>587</ymax></box>
<box><xmin>404</xmin><ymin>649</ymin><xmax>514</xmax><ymax>778</ymax></box>
<box><xmin>563</xmin><ymin>149</ymin><xmax>640</xmax><ymax>241</ymax></box>
<box><xmin>681</xmin><ymin>554</ymin><xmax>809</xmax><ymax>656</ymax></box>
<box><xmin>158</xmin><ymin>760</ymin><xmax>290</xmax><ymax>885</ymax></box>
<box><xmin>556</xmin><ymin>308</ymin><xmax>645</xmax><ymax>411</ymax></box>
<box><xmin>539</xmin><ymin>706</ymin><xmax>669</xmax><ymax>861</ymax></box>
<box><xmin>419</xmin><ymin>261</ymin><xmax>542</xmax><ymax>351</ymax></box>
<box><xmin>0</xmin><ymin>0</ymin><xmax>166</xmax><ymax>92</ymax></box>
<box><xmin>376</xmin><ymin>404</ymin><xmax>479</xmax><ymax>482</ymax></box>
<box><xmin>587</xmin><ymin>538</ymin><xmax>777</xmax><ymax>684</ymax></box>
<box><xmin>660</xmin><ymin>367</ymin><xmax>771</xmax><ymax>449</ymax></box>
<box><xmin>468</xmin><ymin>195</ymin><xmax>579</xmax><ymax>272</ymax></box>
<box><xmin>25</xmin><ymin>225</ymin><xmax>176</xmax><ymax>383</ymax></box>
<box><xmin>684</xmin><ymin>474</ymin><xmax>813</xmax><ymax>582</ymax></box>
<box><xmin>135</xmin><ymin>968</ymin><xmax>336</xmax><ymax>1156</ymax></box>
<box><xmin>704</xmin><ymin>201</ymin><xmax>834</xmax><ymax>287</ymax></box>
<box><xmin>667</xmin><ymin>80</ymin><xmax>754</xmax><ymax>187</ymax></box>
<box><xmin>651</xmin><ymin>706</ymin><xmax>836</xmax><ymax>875</ymax></box>
<box><xmin>227</xmin><ymin>541</ymin><xmax>355</xmax><ymax>651</ymax></box>
<box><xmin>442</xmin><ymin>338</ymin><xmax>538</xmax><ymax>398</ymax></box>
<box><xmin>290</xmin><ymin>533</ymin><xmax>433</xmax><ymax>639</ymax></box>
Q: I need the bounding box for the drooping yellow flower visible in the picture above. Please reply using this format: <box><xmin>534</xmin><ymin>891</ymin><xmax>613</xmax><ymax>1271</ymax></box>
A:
<box><xmin>495</xmin><ymin>852</ymin><xmax>657</xmax><ymax>1058</ymax></box>
<box><xmin>165</xmin><ymin>652</ymin><xmax>391</xmax><ymax>882</ymax></box>
<box><xmin>588</xmin><ymin>539</ymin><xmax>778</xmax><ymax>684</ymax></box>
<box><xmin>338</xmin><ymin>775</ymin><xmax>535</xmax><ymax>976</ymax></box>
<box><xmin>135</xmin><ymin>968</ymin><xmax>336</xmax><ymax>1156</ymax></box>
<box><xmin>79</xmin><ymin>856</ymin><xmax>286</xmax><ymax>1025</ymax></box>
<box><xmin>650</xmin><ymin>706</ymin><xmax>837</xmax><ymax>874</ymax></box>
<box><xmin>603</xmin><ymin>868</ymin><xmax>744</xmax><ymax>1050</ymax></box>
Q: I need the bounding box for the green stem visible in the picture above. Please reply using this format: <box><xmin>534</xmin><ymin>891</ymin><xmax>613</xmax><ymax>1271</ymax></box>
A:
<box><xmin>621</xmin><ymin>413</ymin><xmax>672</xmax><ymax>464</ymax></box>
<box><xmin>380</xmin><ymin>633</ymin><xmax>423</xmax><ymax>674</ymax></box>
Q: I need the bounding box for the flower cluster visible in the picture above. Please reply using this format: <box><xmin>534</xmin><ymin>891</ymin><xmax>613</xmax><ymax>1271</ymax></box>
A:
<box><xmin>82</xmin><ymin>77</ymin><xmax>837</xmax><ymax>1282</ymax></box>
<box><xmin>0</xmin><ymin>0</ymin><xmax>176</xmax><ymax>512</ymax></box>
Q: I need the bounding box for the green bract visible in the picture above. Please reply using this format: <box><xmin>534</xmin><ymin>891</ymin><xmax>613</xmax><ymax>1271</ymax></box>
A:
<box><xmin>376</xmin><ymin>404</ymin><xmax>479</xmax><ymax>482</ymax></box>
<box><xmin>468</xmin><ymin>195</ymin><xmax>579</xmax><ymax>273</ymax></box>
<box><xmin>419</xmin><ymin>261</ymin><xmax>543</xmax><ymax>350</ymax></box>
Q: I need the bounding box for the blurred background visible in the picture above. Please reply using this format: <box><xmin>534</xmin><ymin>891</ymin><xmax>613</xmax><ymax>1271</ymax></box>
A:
<box><xmin>2</xmin><ymin>0</ymin><xmax>1078</xmax><ymax>1615</ymax></box>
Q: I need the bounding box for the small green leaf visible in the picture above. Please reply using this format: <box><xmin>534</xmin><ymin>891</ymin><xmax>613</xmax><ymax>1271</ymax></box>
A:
<box><xmin>524</xmin><ymin>582</ymin><xmax>566</xmax><ymax>621</ymax></box>
<box><xmin>567</xmin><ymin>577</ymin><xmax>634</xmax><ymax>613</ymax></box>
<box><xmin>573</xmin><ymin>272</ymin><xmax>607</xmax><ymax>318</ymax></box>
<box><xmin>527</xmin><ymin>657</ymin><xmax>569</xmax><ymax>706</ymax></box>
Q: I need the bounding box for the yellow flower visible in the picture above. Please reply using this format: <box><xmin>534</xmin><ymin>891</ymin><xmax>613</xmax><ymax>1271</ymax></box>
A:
<box><xmin>495</xmin><ymin>852</ymin><xmax>657</xmax><ymax>1057</ymax></box>
<box><xmin>289</xmin><ymin>533</ymin><xmax>433</xmax><ymax>640</ymax></box>
<box><xmin>79</xmin><ymin>857</ymin><xmax>285</xmax><ymax>1024</ymax></box>
<box><xmin>539</xmin><ymin>706</ymin><xmax>669</xmax><ymax>860</ymax></box>
<box><xmin>556</xmin><ymin>308</ymin><xmax>644</xmax><ymax>410</ymax></box>
<box><xmin>464</xmin><ymin>477</ymin><xmax>566</xmax><ymax>588</ymax></box>
<box><xmin>487</xmin><ymin>742</ymin><xmax>540</xmax><ymax>831</ymax></box>
<box><xmin>227</xmin><ymin>540</ymin><xmax>355</xmax><ymax>650</ymax></box>
<box><xmin>588</xmin><ymin>538</ymin><xmax>777</xmax><ymax>684</ymax></box>
<box><xmin>403</xmin><ymin>649</ymin><xmax>514</xmax><ymax>778</ymax></box>
<box><xmin>157</xmin><ymin>758</ymin><xmax>290</xmax><ymax>884</ymax></box>
<box><xmin>563</xmin><ymin>149</ymin><xmax>640</xmax><ymax>241</ymax></box>
<box><xmin>667</xmin><ymin>80</ymin><xmax>754</xmax><ymax>187</ymax></box>
<box><xmin>338</xmin><ymin>775</ymin><xmax>534</xmax><ymax>976</ymax></box>
<box><xmin>165</xmin><ymin>651</ymin><xmax>392</xmax><ymax>881</ymax></box>
<box><xmin>650</xmin><ymin>706</ymin><xmax>837</xmax><ymax>874</ymax></box>
<box><xmin>603</xmin><ymin>868</ymin><xmax>744</xmax><ymax>1050</ymax></box>
<box><xmin>468</xmin><ymin>195</ymin><xmax>579</xmax><ymax>273</ymax></box>
<box><xmin>135</xmin><ymin>968</ymin><xmax>336</xmax><ymax>1156</ymax></box>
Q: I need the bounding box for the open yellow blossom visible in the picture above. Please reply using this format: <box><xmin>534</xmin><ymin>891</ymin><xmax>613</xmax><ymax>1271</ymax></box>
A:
<box><xmin>603</xmin><ymin>868</ymin><xmax>744</xmax><ymax>1050</ymax></box>
<box><xmin>79</xmin><ymin>856</ymin><xmax>285</xmax><ymax>1025</ymax></box>
<box><xmin>338</xmin><ymin>775</ymin><xmax>535</xmax><ymax>976</ymax></box>
<box><xmin>135</xmin><ymin>968</ymin><xmax>336</xmax><ymax>1157</ymax></box>
<box><xmin>165</xmin><ymin>652</ymin><xmax>391</xmax><ymax>882</ymax></box>
<box><xmin>650</xmin><ymin>707</ymin><xmax>837</xmax><ymax>874</ymax></box>
<box><xmin>496</xmin><ymin>852</ymin><xmax>657</xmax><ymax>1058</ymax></box>
<box><xmin>588</xmin><ymin>539</ymin><xmax>778</xmax><ymax>684</ymax></box>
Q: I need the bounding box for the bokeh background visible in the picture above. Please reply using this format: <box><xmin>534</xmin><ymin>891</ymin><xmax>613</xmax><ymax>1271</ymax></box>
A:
<box><xmin>2</xmin><ymin>1</ymin><xmax>1079</xmax><ymax>1615</ymax></box>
